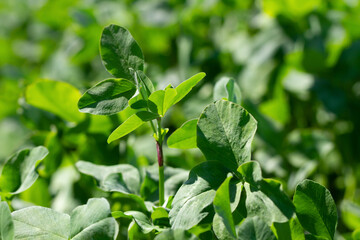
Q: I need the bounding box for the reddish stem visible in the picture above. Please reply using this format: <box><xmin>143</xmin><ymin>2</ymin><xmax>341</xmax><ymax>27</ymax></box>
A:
<box><xmin>156</xmin><ymin>141</ymin><xmax>163</xmax><ymax>167</ymax></box>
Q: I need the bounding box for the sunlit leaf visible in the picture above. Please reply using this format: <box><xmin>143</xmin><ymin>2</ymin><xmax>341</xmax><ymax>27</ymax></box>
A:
<box><xmin>197</xmin><ymin>100</ymin><xmax>257</xmax><ymax>173</ymax></box>
<box><xmin>100</xmin><ymin>24</ymin><xmax>144</xmax><ymax>80</ymax></box>
<box><xmin>25</xmin><ymin>80</ymin><xmax>85</xmax><ymax>123</ymax></box>
<box><xmin>0</xmin><ymin>202</ymin><xmax>14</xmax><ymax>240</ymax></box>
<box><xmin>167</xmin><ymin>119</ymin><xmax>197</xmax><ymax>149</ymax></box>
<box><xmin>107</xmin><ymin>111</ymin><xmax>159</xmax><ymax>143</ymax></box>
<box><xmin>78</xmin><ymin>78</ymin><xmax>136</xmax><ymax>115</ymax></box>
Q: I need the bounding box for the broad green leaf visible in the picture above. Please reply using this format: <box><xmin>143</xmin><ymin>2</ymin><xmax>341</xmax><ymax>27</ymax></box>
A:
<box><xmin>100</xmin><ymin>24</ymin><xmax>144</xmax><ymax>80</ymax></box>
<box><xmin>107</xmin><ymin>111</ymin><xmax>159</xmax><ymax>143</ymax></box>
<box><xmin>167</xmin><ymin>119</ymin><xmax>197</xmax><ymax>149</ymax></box>
<box><xmin>340</xmin><ymin>200</ymin><xmax>360</xmax><ymax>230</ymax></box>
<box><xmin>78</xmin><ymin>78</ymin><xmax>136</xmax><ymax>115</ymax></box>
<box><xmin>76</xmin><ymin>161</ymin><xmax>140</xmax><ymax>195</ymax></box>
<box><xmin>154</xmin><ymin>229</ymin><xmax>198</xmax><ymax>240</ymax></box>
<box><xmin>236</xmin><ymin>217</ymin><xmax>276</xmax><ymax>240</ymax></box>
<box><xmin>214</xmin><ymin>77</ymin><xmax>241</xmax><ymax>104</ymax></box>
<box><xmin>12</xmin><ymin>198</ymin><xmax>118</xmax><ymax>240</ymax></box>
<box><xmin>172</xmin><ymin>72</ymin><xmax>206</xmax><ymax>105</ymax></box>
<box><xmin>70</xmin><ymin>198</ymin><xmax>118</xmax><ymax>240</ymax></box>
<box><xmin>293</xmin><ymin>180</ymin><xmax>337</xmax><ymax>240</ymax></box>
<box><xmin>273</xmin><ymin>217</ymin><xmax>305</xmax><ymax>240</ymax></box>
<box><xmin>213</xmin><ymin>176</ymin><xmax>236</xmax><ymax>239</ymax></box>
<box><xmin>0</xmin><ymin>146</ymin><xmax>49</xmax><ymax>194</ymax></box>
<box><xmin>197</xmin><ymin>100</ymin><xmax>257</xmax><ymax>172</ymax></box>
<box><xmin>169</xmin><ymin>161</ymin><xmax>230</xmax><ymax>230</ymax></box>
<box><xmin>12</xmin><ymin>206</ymin><xmax>70</xmax><ymax>240</ymax></box>
<box><xmin>148</xmin><ymin>88</ymin><xmax>177</xmax><ymax>117</ymax></box>
<box><xmin>238</xmin><ymin>161</ymin><xmax>294</xmax><ymax>224</ymax></box>
<box><xmin>25</xmin><ymin>80</ymin><xmax>85</xmax><ymax>123</ymax></box>
<box><xmin>0</xmin><ymin>202</ymin><xmax>14</xmax><ymax>240</ymax></box>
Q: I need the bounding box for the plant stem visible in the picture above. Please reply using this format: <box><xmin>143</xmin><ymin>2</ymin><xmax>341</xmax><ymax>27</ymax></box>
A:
<box><xmin>156</xmin><ymin>118</ymin><xmax>165</xmax><ymax>206</ymax></box>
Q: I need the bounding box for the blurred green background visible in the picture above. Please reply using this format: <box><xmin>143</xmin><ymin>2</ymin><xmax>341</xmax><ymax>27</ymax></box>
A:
<box><xmin>1</xmin><ymin>0</ymin><xmax>360</xmax><ymax>238</ymax></box>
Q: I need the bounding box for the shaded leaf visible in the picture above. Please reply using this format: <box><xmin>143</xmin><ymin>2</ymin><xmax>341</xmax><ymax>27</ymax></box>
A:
<box><xmin>25</xmin><ymin>80</ymin><xmax>85</xmax><ymax>123</ymax></box>
<box><xmin>154</xmin><ymin>229</ymin><xmax>198</xmax><ymax>240</ymax></box>
<box><xmin>167</xmin><ymin>119</ymin><xmax>197</xmax><ymax>149</ymax></box>
<box><xmin>236</xmin><ymin>217</ymin><xmax>276</xmax><ymax>240</ymax></box>
<box><xmin>238</xmin><ymin>161</ymin><xmax>294</xmax><ymax>224</ymax></box>
<box><xmin>100</xmin><ymin>24</ymin><xmax>144</xmax><ymax>80</ymax></box>
<box><xmin>273</xmin><ymin>217</ymin><xmax>305</xmax><ymax>240</ymax></box>
<box><xmin>76</xmin><ymin>161</ymin><xmax>140</xmax><ymax>195</ymax></box>
<box><xmin>169</xmin><ymin>161</ymin><xmax>230</xmax><ymax>229</ymax></box>
<box><xmin>197</xmin><ymin>100</ymin><xmax>257</xmax><ymax>173</ymax></box>
<box><xmin>0</xmin><ymin>146</ymin><xmax>49</xmax><ymax>194</ymax></box>
<box><xmin>293</xmin><ymin>180</ymin><xmax>337</xmax><ymax>240</ymax></box>
<box><xmin>213</xmin><ymin>176</ymin><xmax>237</xmax><ymax>240</ymax></box>
<box><xmin>78</xmin><ymin>78</ymin><xmax>136</xmax><ymax>115</ymax></box>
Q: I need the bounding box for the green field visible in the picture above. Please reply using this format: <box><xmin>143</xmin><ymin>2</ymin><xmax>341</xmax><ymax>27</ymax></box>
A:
<box><xmin>0</xmin><ymin>0</ymin><xmax>360</xmax><ymax>239</ymax></box>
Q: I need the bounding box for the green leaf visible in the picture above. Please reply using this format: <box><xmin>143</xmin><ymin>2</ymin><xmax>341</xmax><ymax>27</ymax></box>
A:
<box><xmin>112</xmin><ymin>211</ymin><xmax>132</xmax><ymax>220</ymax></box>
<box><xmin>214</xmin><ymin>77</ymin><xmax>242</xmax><ymax>104</ymax></box>
<box><xmin>0</xmin><ymin>146</ymin><xmax>49</xmax><ymax>194</ymax></box>
<box><xmin>76</xmin><ymin>161</ymin><xmax>140</xmax><ymax>195</ymax></box>
<box><xmin>107</xmin><ymin>111</ymin><xmax>159</xmax><ymax>143</ymax></box>
<box><xmin>273</xmin><ymin>217</ymin><xmax>305</xmax><ymax>240</ymax></box>
<box><xmin>293</xmin><ymin>180</ymin><xmax>337</xmax><ymax>240</ymax></box>
<box><xmin>147</xmin><ymin>72</ymin><xmax>205</xmax><ymax>117</ymax></box>
<box><xmin>25</xmin><ymin>80</ymin><xmax>85</xmax><ymax>123</ymax></box>
<box><xmin>169</xmin><ymin>161</ymin><xmax>230</xmax><ymax>230</ymax></box>
<box><xmin>136</xmin><ymin>70</ymin><xmax>155</xmax><ymax>98</ymax></box>
<box><xmin>213</xmin><ymin>176</ymin><xmax>236</xmax><ymax>239</ymax></box>
<box><xmin>100</xmin><ymin>24</ymin><xmax>144</xmax><ymax>80</ymax></box>
<box><xmin>340</xmin><ymin>200</ymin><xmax>360</xmax><ymax>230</ymax></box>
<box><xmin>154</xmin><ymin>229</ymin><xmax>198</xmax><ymax>240</ymax></box>
<box><xmin>12</xmin><ymin>198</ymin><xmax>118</xmax><ymax>240</ymax></box>
<box><xmin>78</xmin><ymin>78</ymin><xmax>136</xmax><ymax>115</ymax></box>
<box><xmin>353</xmin><ymin>229</ymin><xmax>360</xmax><ymax>240</ymax></box>
<box><xmin>167</xmin><ymin>119</ymin><xmax>197</xmax><ymax>149</ymax></box>
<box><xmin>238</xmin><ymin>161</ymin><xmax>294</xmax><ymax>224</ymax></box>
<box><xmin>213</xmin><ymin>176</ymin><xmax>237</xmax><ymax>240</ymax></box>
<box><xmin>12</xmin><ymin>206</ymin><xmax>70</xmax><ymax>240</ymax></box>
<box><xmin>125</xmin><ymin>211</ymin><xmax>160</xmax><ymax>233</ymax></box>
<box><xmin>0</xmin><ymin>202</ymin><xmax>14</xmax><ymax>240</ymax></box>
<box><xmin>148</xmin><ymin>88</ymin><xmax>177</xmax><ymax>117</ymax></box>
<box><xmin>236</xmin><ymin>217</ymin><xmax>276</xmax><ymax>240</ymax></box>
<box><xmin>151</xmin><ymin>207</ymin><xmax>169</xmax><ymax>227</ymax></box>
<box><xmin>171</xmin><ymin>72</ymin><xmax>206</xmax><ymax>105</ymax></box>
<box><xmin>197</xmin><ymin>100</ymin><xmax>257</xmax><ymax>173</ymax></box>
<box><xmin>70</xmin><ymin>198</ymin><xmax>118</xmax><ymax>239</ymax></box>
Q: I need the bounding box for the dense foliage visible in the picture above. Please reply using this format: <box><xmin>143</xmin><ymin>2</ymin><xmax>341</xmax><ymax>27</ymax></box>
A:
<box><xmin>0</xmin><ymin>0</ymin><xmax>360</xmax><ymax>239</ymax></box>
